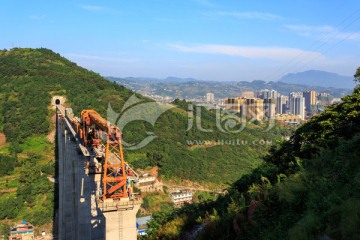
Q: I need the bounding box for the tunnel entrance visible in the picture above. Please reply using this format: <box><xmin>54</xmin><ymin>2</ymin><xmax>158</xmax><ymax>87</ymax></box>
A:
<box><xmin>51</xmin><ymin>96</ymin><xmax>66</xmax><ymax>109</ymax></box>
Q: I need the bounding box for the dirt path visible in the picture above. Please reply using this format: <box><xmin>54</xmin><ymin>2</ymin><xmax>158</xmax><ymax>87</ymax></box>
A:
<box><xmin>47</xmin><ymin>114</ymin><xmax>57</xmax><ymax>143</ymax></box>
<box><xmin>0</xmin><ymin>132</ymin><xmax>6</xmax><ymax>146</ymax></box>
<box><xmin>188</xmin><ymin>141</ymin><xmax>217</xmax><ymax>150</ymax></box>
<box><xmin>0</xmin><ymin>188</ymin><xmax>16</xmax><ymax>193</ymax></box>
<box><xmin>163</xmin><ymin>183</ymin><xmax>224</xmax><ymax>194</ymax></box>
<box><xmin>47</xmin><ymin>129</ymin><xmax>56</xmax><ymax>143</ymax></box>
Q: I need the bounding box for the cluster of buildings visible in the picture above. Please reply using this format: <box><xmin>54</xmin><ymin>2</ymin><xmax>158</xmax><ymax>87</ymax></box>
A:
<box><xmin>8</xmin><ymin>222</ymin><xmax>35</xmax><ymax>240</ymax></box>
<box><xmin>141</xmin><ymin>88</ymin><xmax>339</xmax><ymax>124</ymax></box>
<box><xmin>133</xmin><ymin>172</ymin><xmax>194</xmax><ymax>207</ymax></box>
<box><xmin>219</xmin><ymin>89</ymin><xmax>340</xmax><ymax>123</ymax></box>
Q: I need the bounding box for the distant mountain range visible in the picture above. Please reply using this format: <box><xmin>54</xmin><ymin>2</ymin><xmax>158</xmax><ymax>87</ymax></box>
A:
<box><xmin>107</xmin><ymin>70</ymin><xmax>355</xmax><ymax>99</ymax></box>
<box><xmin>123</xmin><ymin>76</ymin><xmax>198</xmax><ymax>83</ymax></box>
<box><xmin>278</xmin><ymin>70</ymin><xmax>355</xmax><ymax>89</ymax></box>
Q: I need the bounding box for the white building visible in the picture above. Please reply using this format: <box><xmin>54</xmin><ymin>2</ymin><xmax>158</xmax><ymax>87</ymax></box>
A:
<box><xmin>170</xmin><ymin>190</ymin><xmax>193</xmax><ymax>207</ymax></box>
<box><xmin>289</xmin><ymin>92</ymin><xmax>305</xmax><ymax>120</ymax></box>
<box><xmin>206</xmin><ymin>92</ymin><xmax>215</xmax><ymax>103</ymax></box>
<box><xmin>258</xmin><ymin>89</ymin><xmax>279</xmax><ymax>99</ymax></box>
<box><xmin>135</xmin><ymin>173</ymin><xmax>163</xmax><ymax>192</ymax></box>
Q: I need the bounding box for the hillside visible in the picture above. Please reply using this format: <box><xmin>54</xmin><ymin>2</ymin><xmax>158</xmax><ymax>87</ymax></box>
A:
<box><xmin>0</xmin><ymin>48</ymin><xmax>136</xmax><ymax>234</ymax></box>
<box><xmin>0</xmin><ymin>48</ymin><xmax>289</xmax><ymax>186</ymax></box>
<box><xmin>278</xmin><ymin>70</ymin><xmax>355</xmax><ymax>89</ymax></box>
<box><xmin>146</xmin><ymin>68</ymin><xmax>360</xmax><ymax>239</ymax></box>
<box><xmin>0</xmin><ymin>48</ymin><xmax>290</xmax><ymax>232</ymax></box>
<box><xmin>1</xmin><ymin>48</ymin><xmax>358</xmax><ymax>239</ymax></box>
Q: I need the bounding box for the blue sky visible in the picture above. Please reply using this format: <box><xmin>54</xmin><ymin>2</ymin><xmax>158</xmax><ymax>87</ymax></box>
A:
<box><xmin>1</xmin><ymin>0</ymin><xmax>360</xmax><ymax>81</ymax></box>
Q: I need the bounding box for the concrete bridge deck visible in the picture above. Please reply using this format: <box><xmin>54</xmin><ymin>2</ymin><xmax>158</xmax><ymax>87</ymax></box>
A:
<box><xmin>57</xmin><ymin>113</ymin><xmax>105</xmax><ymax>240</ymax></box>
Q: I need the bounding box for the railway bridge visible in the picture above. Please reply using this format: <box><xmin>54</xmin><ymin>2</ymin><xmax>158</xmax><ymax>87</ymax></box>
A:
<box><xmin>56</xmin><ymin>104</ymin><xmax>142</xmax><ymax>240</ymax></box>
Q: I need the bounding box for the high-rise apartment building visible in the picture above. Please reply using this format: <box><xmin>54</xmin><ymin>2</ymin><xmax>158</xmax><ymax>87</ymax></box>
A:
<box><xmin>224</xmin><ymin>97</ymin><xmax>275</xmax><ymax>120</ymax></box>
<box><xmin>258</xmin><ymin>89</ymin><xmax>279</xmax><ymax>99</ymax></box>
<box><xmin>245</xmin><ymin>98</ymin><xmax>264</xmax><ymax>120</ymax></box>
<box><xmin>276</xmin><ymin>95</ymin><xmax>288</xmax><ymax>114</ymax></box>
<box><xmin>225</xmin><ymin>98</ymin><xmax>246</xmax><ymax>113</ymax></box>
<box><xmin>303</xmin><ymin>90</ymin><xmax>317</xmax><ymax>114</ymax></box>
<box><xmin>206</xmin><ymin>92</ymin><xmax>215</xmax><ymax>103</ymax></box>
<box><xmin>289</xmin><ymin>92</ymin><xmax>305</xmax><ymax>120</ymax></box>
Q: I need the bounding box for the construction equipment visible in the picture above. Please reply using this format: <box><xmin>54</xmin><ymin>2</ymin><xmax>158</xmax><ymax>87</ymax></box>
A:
<box><xmin>81</xmin><ymin>110</ymin><xmax>129</xmax><ymax>199</ymax></box>
<box><xmin>58</xmin><ymin>105</ymin><xmax>137</xmax><ymax>200</ymax></box>
<box><xmin>57</xmin><ymin>105</ymin><xmax>142</xmax><ymax>239</ymax></box>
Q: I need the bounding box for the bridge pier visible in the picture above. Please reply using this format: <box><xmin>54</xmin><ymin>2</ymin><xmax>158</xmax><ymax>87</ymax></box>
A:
<box><xmin>103</xmin><ymin>205</ymin><xmax>141</xmax><ymax>240</ymax></box>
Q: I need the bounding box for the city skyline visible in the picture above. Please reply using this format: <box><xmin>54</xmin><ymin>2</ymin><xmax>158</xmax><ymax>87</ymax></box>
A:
<box><xmin>1</xmin><ymin>1</ymin><xmax>360</xmax><ymax>81</ymax></box>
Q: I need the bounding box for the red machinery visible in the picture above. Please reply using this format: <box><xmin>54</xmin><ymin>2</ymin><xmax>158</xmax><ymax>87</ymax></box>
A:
<box><xmin>77</xmin><ymin>110</ymin><xmax>128</xmax><ymax>200</ymax></box>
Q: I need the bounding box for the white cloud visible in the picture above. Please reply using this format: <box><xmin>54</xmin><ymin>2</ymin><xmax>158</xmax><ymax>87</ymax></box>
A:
<box><xmin>285</xmin><ymin>24</ymin><xmax>334</xmax><ymax>32</ymax></box>
<box><xmin>168</xmin><ymin>43</ymin><xmax>323</xmax><ymax>60</ymax></box>
<box><xmin>285</xmin><ymin>24</ymin><xmax>360</xmax><ymax>40</ymax></box>
<box><xmin>203</xmin><ymin>11</ymin><xmax>284</xmax><ymax>21</ymax></box>
<box><xmin>80</xmin><ymin>5</ymin><xmax>112</xmax><ymax>13</ymax></box>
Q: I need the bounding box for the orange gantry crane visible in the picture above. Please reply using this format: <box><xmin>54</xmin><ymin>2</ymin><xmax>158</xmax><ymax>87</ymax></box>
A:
<box><xmin>74</xmin><ymin>109</ymin><xmax>128</xmax><ymax>200</ymax></box>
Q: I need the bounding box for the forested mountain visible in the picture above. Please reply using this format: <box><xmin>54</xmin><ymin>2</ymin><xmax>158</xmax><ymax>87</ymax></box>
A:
<box><xmin>146</xmin><ymin>69</ymin><xmax>360</xmax><ymax>239</ymax></box>
<box><xmin>0</xmin><ymin>48</ymin><xmax>134</xmax><ymax>142</ymax></box>
<box><xmin>279</xmin><ymin>70</ymin><xmax>355</xmax><ymax>89</ymax></box>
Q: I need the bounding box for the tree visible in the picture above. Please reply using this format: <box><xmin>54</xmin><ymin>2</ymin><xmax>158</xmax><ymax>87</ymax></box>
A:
<box><xmin>354</xmin><ymin>67</ymin><xmax>360</xmax><ymax>83</ymax></box>
<box><xmin>0</xmin><ymin>154</ymin><xmax>16</xmax><ymax>177</ymax></box>
<box><xmin>9</xmin><ymin>142</ymin><xmax>22</xmax><ymax>158</ymax></box>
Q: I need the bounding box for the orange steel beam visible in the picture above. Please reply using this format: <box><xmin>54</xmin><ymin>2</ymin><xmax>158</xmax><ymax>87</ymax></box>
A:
<box><xmin>80</xmin><ymin>109</ymin><xmax>128</xmax><ymax>200</ymax></box>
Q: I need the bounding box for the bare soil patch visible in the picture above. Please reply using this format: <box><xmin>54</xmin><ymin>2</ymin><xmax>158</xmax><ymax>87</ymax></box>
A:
<box><xmin>0</xmin><ymin>133</ymin><xmax>6</xmax><ymax>146</ymax></box>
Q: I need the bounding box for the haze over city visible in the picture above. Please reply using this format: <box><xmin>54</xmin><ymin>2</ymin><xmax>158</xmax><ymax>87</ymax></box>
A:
<box><xmin>1</xmin><ymin>0</ymin><xmax>360</xmax><ymax>81</ymax></box>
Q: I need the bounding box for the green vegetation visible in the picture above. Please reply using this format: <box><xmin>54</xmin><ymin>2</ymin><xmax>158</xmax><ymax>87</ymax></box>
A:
<box><xmin>0</xmin><ymin>47</ymin><xmax>135</xmax><ymax>230</ymax></box>
<box><xmin>0</xmin><ymin>48</ymin><xmax>133</xmax><ymax>144</ymax></box>
<box><xmin>0</xmin><ymin>154</ymin><xmax>16</xmax><ymax>177</ymax></box>
<box><xmin>0</xmin><ymin>48</ymin><xmax>289</xmax><ymax>187</ymax></box>
<box><xmin>0</xmin><ymin>48</ymin><xmax>290</xmax><ymax>231</ymax></box>
<box><xmin>0</xmin><ymin>136</ymin><xmax>54</xmax><ymax>229</ymax></box>
<box><xmin>146</xmin><ymin>70</ymin><xmax>360</xmax><ymax>239</ymax></box>
<box><xmin>139</xmin><ymin>192</ymin><xmax>174</xmax><ymax>216</ymax></box>
<box><xmin>192</xmin><ymin>191</ymin><xmax>219</xmax><ymax>204</ymax></box>
<box><xmin>2</xmin><ymin>47</ymin><xmax>358</xmax><ymax>239</ymax></box>
<box><xmin>127</xmin><ymin>99</ymin><xmax>292</xmax><ymax>185</ymax></box>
